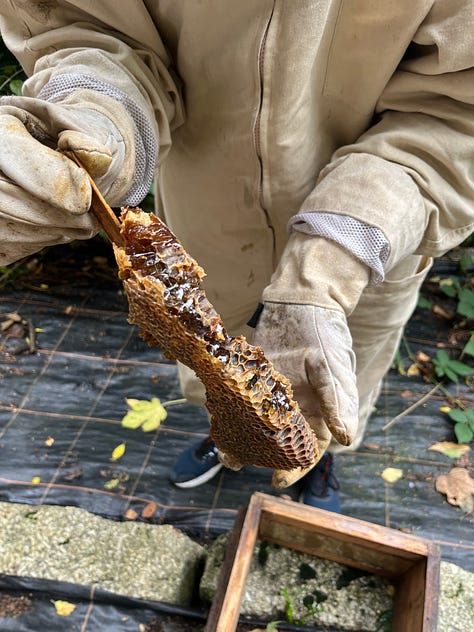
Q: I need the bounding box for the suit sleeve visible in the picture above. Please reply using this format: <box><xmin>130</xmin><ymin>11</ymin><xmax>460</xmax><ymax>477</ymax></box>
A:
<box><xmin>0</xmin><ymin>1</ymin><xmax>184</xmax><ymax>200</ymax></box>
<box><xmin>297</xmin><ymin>1</ymin><xmax>474</xmax><ymax>270</ymax></box>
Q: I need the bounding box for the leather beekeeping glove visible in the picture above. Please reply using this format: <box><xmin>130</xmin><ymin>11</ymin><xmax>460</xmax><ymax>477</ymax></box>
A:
<box><xmin>0</xmin><ymin>92</ymin><xmax>136</xmax><ymax>265</ymax></box>
<box><xmin>252</xmin><ymin>232</ymin><xmax>371</xmax><ymax>489</ymax></box>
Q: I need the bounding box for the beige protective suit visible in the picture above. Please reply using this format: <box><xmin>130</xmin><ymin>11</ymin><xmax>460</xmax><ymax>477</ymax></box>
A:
<box><xmin>0</xmin><ymin>1</ymin><xmax>473</xmax><ymax>457</ymax></box>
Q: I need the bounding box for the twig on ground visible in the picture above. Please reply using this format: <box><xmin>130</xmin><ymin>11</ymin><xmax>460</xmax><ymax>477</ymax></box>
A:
<box><xmin>383</xmin><ymin>384</ymin><xmax>441</xmax><ymax>432</ymax></box>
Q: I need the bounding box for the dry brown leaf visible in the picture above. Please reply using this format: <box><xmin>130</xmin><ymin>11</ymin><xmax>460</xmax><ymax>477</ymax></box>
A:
<box><xmin>416</xmin><ymin>351</ymin><xmax>431</xmax><ymax>363</ymax></box>
<box><xmin>124</xmin><ymin>509</ymin><xmax>138</xmax><ymax>521</ymax></box>
<box><xmin>432</xmin><ymin>304</ymin><xmax>455</xmax><ymax>320</ymax></box>
<box><xmin>435</xmin><ymin>468</ymin><xmax>474</xmax><ymax>513</ymax></box>
<box><xmin>141</xmin><ymin>501</ymin><xmax>158</xmax><ymax>519</ymax></box>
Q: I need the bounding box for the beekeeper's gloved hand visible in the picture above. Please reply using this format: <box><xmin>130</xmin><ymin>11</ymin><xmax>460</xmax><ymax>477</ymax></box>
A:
<box><xmin>0</xmin><ymin>92</ymin><xmax>137</xmax><ymax>265</ymax></box>
<box><xmin>252</xmin><ymin>232</ymin><xmax>370</xmax><ymax>489</ymax></box>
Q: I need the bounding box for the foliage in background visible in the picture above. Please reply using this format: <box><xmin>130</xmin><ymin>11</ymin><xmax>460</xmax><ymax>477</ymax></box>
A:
<box><xmin>397</xmin><ymin>251</ymin><xmax>474</xmax><ymax>446</ymax></box>
<box><xmin>0</xmin><ymin>38</ymin><xmax>25</xmax><ymax>96</ymax></box>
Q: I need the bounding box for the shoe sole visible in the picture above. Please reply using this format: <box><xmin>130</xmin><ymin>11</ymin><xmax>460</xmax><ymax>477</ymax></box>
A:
<box><xmin>115</xmin><ymin>209</ymin><xmax>318</xmax><ymax>472</ymax></box>
<box><xmin>173</xmin><ymin>462</ymin><xmax>224</xmax><ymax>489</ymax></box>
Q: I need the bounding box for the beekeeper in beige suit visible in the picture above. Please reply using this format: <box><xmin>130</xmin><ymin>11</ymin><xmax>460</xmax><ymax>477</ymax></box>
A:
<box><xmin>0</xmin><ymin>1</ymin><xmax>472</xmax><ymax>509</ymax></box>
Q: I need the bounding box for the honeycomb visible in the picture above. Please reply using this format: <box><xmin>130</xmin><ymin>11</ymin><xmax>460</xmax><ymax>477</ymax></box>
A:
<box><xmin>113</xmin><ymin>208</ymin><xmax>318</xmax><ymax>472</ymax></box>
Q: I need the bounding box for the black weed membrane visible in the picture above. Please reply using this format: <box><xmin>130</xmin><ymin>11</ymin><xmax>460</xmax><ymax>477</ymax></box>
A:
<box><xmin>0</xmin><ymin>240</ymin><xmax>472</xmax><ymax>630</ymax></box>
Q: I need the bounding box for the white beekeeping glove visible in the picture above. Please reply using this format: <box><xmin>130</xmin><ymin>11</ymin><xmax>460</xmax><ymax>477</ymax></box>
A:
<box><xmin>0</xmin><ymin>91</ymin><xmax>140</xmax><ymax>264</ymax></box>
<box><xmin>253</xmin><ymin>232</ymin><xmax>371</xmax><ymax>488</ymax></box>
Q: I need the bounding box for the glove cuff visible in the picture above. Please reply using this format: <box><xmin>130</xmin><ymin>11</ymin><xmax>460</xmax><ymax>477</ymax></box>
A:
<box><xmin>263</xmin><ymin>232</ymin><xmax>370</xmax><ymax>315</ymax></box>
<box><xmin>0</xmin><ymin>89</ymin><xmax>142</xmax><ymax>206</ymax></box>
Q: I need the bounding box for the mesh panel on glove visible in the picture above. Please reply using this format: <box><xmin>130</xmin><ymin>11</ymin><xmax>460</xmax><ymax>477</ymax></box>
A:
<box><xmin>289</xmin><ymin>212</ymin><xmax>390</xmax><ymax>285</ymax></box>
<box><xmin>38</xmin><ymin>73</ymin><xmax>158</xmax><ymax>206</ymax></box>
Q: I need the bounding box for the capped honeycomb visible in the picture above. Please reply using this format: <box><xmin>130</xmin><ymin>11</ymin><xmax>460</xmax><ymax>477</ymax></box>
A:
<box><xmin>113</xmin><ymin>208</ymin><xmax>318</xmax><ymax>472</ymax></box>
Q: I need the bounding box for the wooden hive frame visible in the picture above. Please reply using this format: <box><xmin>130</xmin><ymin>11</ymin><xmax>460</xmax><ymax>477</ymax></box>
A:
<box><xmin>205</xmin><ymin>492</ymin><xmax>440</xmax><ymax>632</ymax></box>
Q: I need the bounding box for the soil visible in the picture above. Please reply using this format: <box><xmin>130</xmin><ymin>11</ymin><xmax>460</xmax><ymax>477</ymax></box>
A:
<box><xmin>0</xmin><ymin>592</ymin><xmax>33</xmax><ymax>618</ymax></box>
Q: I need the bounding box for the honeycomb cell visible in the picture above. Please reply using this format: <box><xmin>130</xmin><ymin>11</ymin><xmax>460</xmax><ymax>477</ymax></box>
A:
<box><xmin>113</xmin><ymin>208</ymin><xmax>319</xmax><ymax>473</ymax></box>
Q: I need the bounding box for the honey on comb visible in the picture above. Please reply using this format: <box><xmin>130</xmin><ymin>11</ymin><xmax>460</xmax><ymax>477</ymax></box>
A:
<box><xmin>114</xmin><ymin>208</ymin><xmax>318</xmax><ymax>472</ymax></box>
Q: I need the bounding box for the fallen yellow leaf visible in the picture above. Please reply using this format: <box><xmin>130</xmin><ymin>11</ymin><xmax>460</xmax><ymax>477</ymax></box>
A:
<box><xmin>428</xmin><ymin>442</ymin><xmax>470</xmax><ymax>459</ymax></box>
<box><xmin>381</xmin><ymin>468</ymin><xmax>403</xmax><ymax>484</ymax></box>
<box><xmin>52</xmin><ymin>600</ymin><xmax>76</xmax><ymax>616</ymax></box>
<box><xmin>406</xmin><ymin>363</ymin><xmax>421</xmax><ymax>376</ymax></box>
<box><xmin>44</xmin><ymin>436</ymin><xmax>55</xmax><ymax>447</ymax></box>
<box><xmin>111</xmin><ymin>442</ymin><xmax>126</xmax><ymax>461</ymax></box>
<box><xmin>31</xmin><ymin>476</ymin><xmax>41</xmax><ymax>485</ymax></box>
<box><xmin>439</xmin><ymin>406</ymin><xmax>451</xmax><ymax>414</ymax></box>
<box><xmin>121</xmin><ymin>397</ymin><xmax>167</xmax><ymax>432</ymax></box>
<box><xmin>104</xmin><ymin>478</ymin><xmax>120</xmax><ymax>490</ymax></box>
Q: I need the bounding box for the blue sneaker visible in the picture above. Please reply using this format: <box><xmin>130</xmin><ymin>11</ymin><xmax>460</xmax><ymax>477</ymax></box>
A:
<box><xmin>300</xmin><ymin>452</ymin><xmax>341</xmax><ymax>513</ymax></box>
<box><xmin>170</xmin><ymin>437</ymin><xmax>223</xmax><ymax>488</ymax></box>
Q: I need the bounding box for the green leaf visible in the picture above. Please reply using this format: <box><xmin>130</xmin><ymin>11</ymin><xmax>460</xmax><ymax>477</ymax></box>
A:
<box><xmin>440</xmin><ymin>285</ymin><xmax>457</xmax><ymax>298</ymax></box>
<box><xmin>444</xmin><ymin>367</ymin><xmax>459</xmax><ymax>383</ymax></box>
<box><xmin>454</xmin><ymin>422</ymin><xmax>474</xmax><ymax>444</ymax></box>
<box><xmin>445</xmin><ymin>447</ymin><xmax>469</xmax><ymax>459</ymax></box>
<box><xmin>457</xmin><ymin>288</ymin><xmax>474</xmax><ymax>318</ymax></box>
<box><xmin>449</xmin><ymin>360</ymin><xmax>473</xmax><ymax>377</ymax></box>
<box><xmin>8</xmin><ymin>78</ymin><xmax>23</xmax><ymax>95</ymax></box>
<box><xmin>458</xmin><ymin>301</ymin><xmax>474</xmax><ymax>319</ymax></box>
<box><xmin>434</xmin><ymin>365</ymin><xmax>446</xmax><ymax>378</ymax></box>
<box><xmin>439</xmin><ymin>279</ymin><xmax>457</xmax><ymax>298</ymax></box>
<box><xmin>417</xmin><ymin>294</ymin><xmax>433</xmax><ymax>309</ymax></box>
<box><xmin>283</xmin><ymin>588</ymin><xmax>295</xmax><ymax>625</ymax></box>
<box><xmin>448</xmin><ymin>408</ymin><xmax>468</xmax><ymax>423</ymax></box>
<box><xmin>466</xmin><ymin>408</ymin><xmax>474</xmax><ymax>424</ymax></box>
<box><xmin>458</xmin><ymin>287</ymin><xmax>474</xmax><ymax>306</ymax></box>
<box><xmin>463</xmin><ymin>337</ymin><xmax>474</xmax><ymax>357</ymax></box>
<box><xmin>121</xmin><ymin>397</ymin><xmax>167</xmax><ymax>432</ymax></box>
<box><xmin>435</xmin><ymin>349</ymin><xmax>451</xmax><ymax>367</ymax></box>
